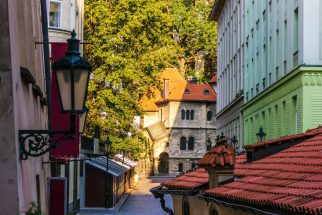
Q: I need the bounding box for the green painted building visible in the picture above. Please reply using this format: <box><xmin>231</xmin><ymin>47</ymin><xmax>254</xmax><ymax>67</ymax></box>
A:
<box><xmin>244</xmin><ymin>66</ymin><xmax>322</xmax><ymax>144</ymax></box>
<box><xmin>243</xmin><ymin>0</ymin><xmax>322</xmax><ymax>144</ymax></box>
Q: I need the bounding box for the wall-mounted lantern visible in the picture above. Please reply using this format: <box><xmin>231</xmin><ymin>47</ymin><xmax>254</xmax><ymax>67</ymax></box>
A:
<box><xmin>19</xmin><ymin>30</ymin><xmax>92</xmax><ymax>160</ymax></box>
<box><xmin>231</xmin><ymin>135</ymin><xmax>239</xmax><ymax>150</ymax></box>
<box><xmin>256</xmin><ymin>127</ymin><xmax>266</xmax><ymax>143</ymax></box>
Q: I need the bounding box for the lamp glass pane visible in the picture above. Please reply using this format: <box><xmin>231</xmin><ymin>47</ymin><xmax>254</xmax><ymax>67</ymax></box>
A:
<box><xmin>73</xmin><ymin>68</ymin><xmax>90</xmax><ymax>111</ymax></box>
<box><xmin>56</xmin><ymin>69</ymin><xmax>72</xmax><ymax>111</ymax></box>
<box><xmin>79</xmin><ymin>111</ymin><xmax>87</xmax><ymax>133</ymax></box>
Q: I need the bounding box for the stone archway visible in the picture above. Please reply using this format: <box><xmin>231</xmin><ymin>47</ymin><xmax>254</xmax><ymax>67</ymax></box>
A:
<box><xmin>158</xmin><ymin>152</ymin><xmax>169</xmax><ymax>174</ymax></box>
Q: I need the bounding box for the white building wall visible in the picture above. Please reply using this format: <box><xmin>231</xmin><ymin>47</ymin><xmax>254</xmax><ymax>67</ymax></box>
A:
<box><xmin>244</xmin><ymin>0</ymin><xmax>322</xmax><ymax>103</ymax></box>
<box><xmin>215</xmin><ymin>0</ymin><xmax>245</xmax><ymax>147</ymax></box>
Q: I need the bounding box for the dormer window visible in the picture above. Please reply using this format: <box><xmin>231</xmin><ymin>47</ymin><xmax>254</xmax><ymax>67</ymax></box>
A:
<box><xmin>203</xmin><ymin>89</ymin><xmax>210</xmax><ymax>95</ymax></box>
<box><xmin>184</xmin><ymin>89</ymin><xmax>190</xmax><ymax>94</ymax></box>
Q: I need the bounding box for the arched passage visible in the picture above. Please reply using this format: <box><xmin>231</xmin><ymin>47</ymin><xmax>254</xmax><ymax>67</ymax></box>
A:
<box><xmin>158</xmin><ymin>152</ymin><xmax>169</xmax><ymax>174</ymax></box>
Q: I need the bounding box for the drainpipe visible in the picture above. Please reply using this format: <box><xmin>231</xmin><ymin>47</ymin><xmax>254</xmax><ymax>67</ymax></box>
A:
<box><xmin>40</xmin><ymin>0</ymin><xmax>51</xmax><ymax>127</ymax></box>
<box><xmin>150</xmin><ymin>186</ymin><xmax>174</xmax><ymax>215</ymax></box>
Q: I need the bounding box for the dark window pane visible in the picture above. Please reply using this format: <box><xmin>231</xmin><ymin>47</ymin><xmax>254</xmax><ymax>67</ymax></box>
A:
<box><xmin>207</xmin><ymin>111</ymin><xmax>212</xmax><ymax>121</ymax></box>
<box><xmin>186</xmin><ymin>110</ymin><xmax>190</xmax><ymax>120</ymax></box>
<box><xmin>188</xmin><ymin>137</ymin><xmax>194</xmax><ymax>150</ymax></box>
<box><xmin>180</xmin><ymin>137</ymin><xmax>186</xmax><ymax>150</ymax></box>
<box><xmin>190</xmin><ymin>110</ymin><xmax>194</xmax><ymax>120</ymax></box>
<box><xmin>178</xmin><ymin>163</ymin><xmax>183</xmax><ymax>172</ymax></box>
<box><xmin>181</xmin><ymin>110</ymin><xmax>185</xmax><ymax>120</ymax></box>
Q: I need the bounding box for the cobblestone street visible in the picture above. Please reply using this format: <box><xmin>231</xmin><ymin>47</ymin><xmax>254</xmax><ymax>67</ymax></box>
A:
<box><xmin>118</xmin><ymin>177</ymin><xmax>173</xmax><ymax>215</ymax></box>
<box><xmin>80</xmin><ymin>177</ymin><xmax>173</xmax><ymax>215</ymax></box>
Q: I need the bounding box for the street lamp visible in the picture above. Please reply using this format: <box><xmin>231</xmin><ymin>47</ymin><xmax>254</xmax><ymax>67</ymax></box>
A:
<box><xmin>231</xmin><ymin>136</ymin><xmax>239</xmax><ymax>150</ymax></box>
<box><xmin>105</xmin><ymin>139</ymin><xmax>112</xmax><ymax>208</ymax></box>
<box><xmin>19</xmin><ymin>30</ymin><xmax>92</xmax><ymax>160</ymax></box>
<box><xmin>256</xmin><ymin>127</ymin><xmax>266</xmax><ymax>143</ymax></box>
<box><xmin>206</xmin><ymin>138</ymin><xmax>212</xmax><ymax>151</ymax></box>
<box><xmin>52</xmin><ymin>30</ymin><xmax>92</xmax><ymax>113</ymax></box>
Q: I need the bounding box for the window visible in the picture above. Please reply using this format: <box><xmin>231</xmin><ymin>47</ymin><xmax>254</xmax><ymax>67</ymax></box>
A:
<box><xmin>190</xmin><ymin>110</ymin><xmax>194</xmax><ymax>120</ymax></box>
<box><xmin>186</xmin><ymin>110</ymin><xmax>190</xmax><ymax>120</ymax></box>
<box><xmin>184</xmin><ymin>89</ymin><xmax>190</xmax><ymax>94</ymax></box>
<box><xmin>203</xmin><ymin>89</ymin><xmax>210</xmax><ymax>95</ymax></box>
<box><xmin>207</xmin><ymin>111</ymin><xmax>212</xmax><ymax>121</ymax></box>
<box><xmin>181</xmin><ymin>110</ymin><xmax>185</xmax><ymax>120</ymax></box>
<box><xmin>188</xmin><ymin>137</ymin><xmax>194</xmax><ymax>150</ymax></box>
<box><xmin>178</xmin><ymin>163</ymin><xmax>183</xmax><ymax>172</ymax></box>
<box><xmin>180</xmin><ymin>137</ymin><xmax>186</xmax><ymax>150</ymax></box>
<box><xmin>49</xmin><ymin>0</ymin><xmax>62</xmax><ymax>28</ymax></box>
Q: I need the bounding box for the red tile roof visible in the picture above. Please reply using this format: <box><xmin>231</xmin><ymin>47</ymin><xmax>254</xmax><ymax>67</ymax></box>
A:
<box><xmin>161</xmin><ymin>168</ymin><xmax>208</xmax><ymax>190</ymax></box>
<box><xmin>204</xmin><ymin>127</ymin><xmax>322</xmax><ymax>215</ymax></box>
<box><xmin>141</xmin><ymin>68</ymin><xmax>217</xmax><ymax>112</ymax></box>
<box><xmin>244</xmin><ymin>126</ymin><xmax>322</xmax><ymax>149</ymax></box>
<box><xmin>208</xmin><ymin>74</ymin><xmax>217</xmax><ymax>84</ymax></box>
<box><xmin>197</xmin><ymin>138</ymin><xmax>235</xmax><ymax>167</ymax></box>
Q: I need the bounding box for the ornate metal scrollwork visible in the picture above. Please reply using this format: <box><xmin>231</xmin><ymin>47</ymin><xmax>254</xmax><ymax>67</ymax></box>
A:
<box><xmin>19</xmin><ymin>130</ymin><xmax>71</xmax><ymax>160</ymax></box>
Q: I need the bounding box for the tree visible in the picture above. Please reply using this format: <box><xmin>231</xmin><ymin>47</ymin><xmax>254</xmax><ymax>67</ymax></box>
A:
<box><xmin>84</xmin><ymin>0</ymin><xmax>179</xmax><ymax>158</ymax></box>
<box><xmin>84</xmin><ymin>0</ymin><xmax>217</xmax><ymax>159</ymax></box>
<box><xmin>172</xmin><ymin>0</ymin><xmax>217</xmax><ymax>82</ymax></box>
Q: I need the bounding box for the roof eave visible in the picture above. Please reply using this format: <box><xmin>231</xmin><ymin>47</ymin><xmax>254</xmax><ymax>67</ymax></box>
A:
<box><xmin>209</xmin><ymin>0</ymin><xmax>226</xmax><ymax>22</ymax></box>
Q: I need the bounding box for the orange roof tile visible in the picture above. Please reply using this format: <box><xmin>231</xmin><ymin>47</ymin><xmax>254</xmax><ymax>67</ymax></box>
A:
<box><xmin>197</xmin><ymin>138</ymin><xmax>235</xmax><ymax>167</ymax></box>
<box><xmin>204</xmin><ymin>126</ymin><xmax>322</xmax><ymax>215</ymax></box>
<box><xmin>208</xmin><ymin>74</ymin><xmax>217</xmax><ymax>84</ymax></box>
<box><xmin>161</xmin><ymin>168</ymin><xmax>209</xmax><ymax>190</ymax></box>
<box><xmin>140</xmin><ymin>68</ymin><xmax>217</xmax><ymax>111</ymax></box>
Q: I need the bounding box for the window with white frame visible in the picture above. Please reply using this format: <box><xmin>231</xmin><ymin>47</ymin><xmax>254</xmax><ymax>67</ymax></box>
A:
<box><xmin>49</xmin><ymin>0</ymin><xmax>62</xmax><ymax>28</ymax></box>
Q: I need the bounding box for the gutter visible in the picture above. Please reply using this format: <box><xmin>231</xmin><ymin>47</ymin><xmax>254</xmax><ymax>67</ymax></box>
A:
<box><xmin>150</xmin><ymin>186</ymin><xmax>174</xmax><ymax>215</ymax></box>
<box><xmin>40</xmin><ymin>0</ymin><xmax>51</xmax><ymax>126</ymax></box>
<box><xmin>199</xmin><ymin>195</ymin><xmax>278</xmax><ymax>215</ymax></box>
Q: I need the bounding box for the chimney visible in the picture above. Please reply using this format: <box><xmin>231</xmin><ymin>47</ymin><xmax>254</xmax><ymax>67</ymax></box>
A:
<box><xmin>197</xmin><ymin>137</ymin><xmax>235</xmax><ymax>189</ymax></box>
<box><xmin>163</xmin><ymin>78</ymin><xmax>169</xmax><ymax>99</ymax></box>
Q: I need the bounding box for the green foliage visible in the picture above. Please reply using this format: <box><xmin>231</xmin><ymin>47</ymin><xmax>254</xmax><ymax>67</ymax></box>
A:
<box><xmin>84</xmin><ymin>0</ymin><xmax>179</xmax><ymax>159</ymax></box>
<box><xmin>172</xmin><ymin>0</ymin><xmax>217</xmax><ymax>81</ymax></box>
<box><xmin>84</xmin><ymin>0</ymin><xmax>217</xmax><ymax>159</ymax></box>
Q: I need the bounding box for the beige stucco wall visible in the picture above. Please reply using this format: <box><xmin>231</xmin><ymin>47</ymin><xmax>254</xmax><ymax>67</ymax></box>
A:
<box><xmin>48</xmin><ymin>0</ymin><xmax>84</xmax><ymax>43</ymax></box>
<box><xmin>172</xmin><ymin>194</ymin><xmax>253</xmax><ymax>215</ymax></box>
<box><xmin>143</xmin><ymin>111</ymin><xmax>159</xmax><ymax>128</ymax></box>
<box><xmin>0</xmin><ymin>0</ymin><xmax>51</xmax><ymax>214</ymax></box>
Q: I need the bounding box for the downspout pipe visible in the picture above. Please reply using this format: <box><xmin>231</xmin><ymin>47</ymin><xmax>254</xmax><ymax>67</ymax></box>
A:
<box><xmin>40</xmin><ymin>0</ymin><xmax>51</xmax><ymax>127</ymax></box>
<box><xmin>150</xmin><ymin>186</ymin><xmax>174</xmax><ymax>215</ymax></box>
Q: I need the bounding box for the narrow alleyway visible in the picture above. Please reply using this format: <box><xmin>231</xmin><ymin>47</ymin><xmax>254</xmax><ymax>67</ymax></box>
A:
<box><xmin>118</xmin><ymin>177</ymin><xmax>173</xmax><ymax>215</ymax></box>
<box><xmin>80</xmin><ymin>177</ymin><xmax>173</xmax><ymax>215</ymax></box>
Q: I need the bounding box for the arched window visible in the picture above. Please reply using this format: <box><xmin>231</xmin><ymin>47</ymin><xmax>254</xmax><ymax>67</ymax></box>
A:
<box><xmin>181</xmin><ymin>110</ymin><xmax>185</xmax><ymax>120</ymax></box>
<box><xmin>184</xmin><ymin>89</ymin><xmax>190</xmax><ymax>94</ymax></box>
<box><xmin>180</xmin><ymin>137</ymin><xmax>186</xmax><ymax>150</ymax></box>
<box><xmin>188</xmin><ymin>137</ymin><xmax>194</xmax><ymax>150</ymax></box>
<box><xmin>178</xmin><ymin>163</ymin><xmax>183</xmax><ymax>172</ymax></box>
<box><xmin>207</xmin><ymin>111</ymin><xmax>212</xmax><ymax>121</ymax></box>
<box><xmin>190</xmin><ymin>110</ymin><xmax>194</xmax><ymax>120</ymax></box>
<box><xmin>186</xmin><ymin>110</ymin><xmax>190</xmax><ymax>120</ymax></box>
<box><xmin>203</xmin><ymin>89</ymin><xmax>210</xmax><ymax>95</ymax></box>
<box><xmin>183</xmin><ymin>196</ymin><xmax>190</xmax><ymax>215</ymax></box>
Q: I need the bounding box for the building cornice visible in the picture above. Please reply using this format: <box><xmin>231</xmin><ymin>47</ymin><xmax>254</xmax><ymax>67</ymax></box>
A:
<box><xmin>243</xmin><ymin>64</ymin><xmax>322</xmax><ymax>110</ymax></box>
<box><xmin>167</xmin><ymin>127</ymin><xmax>216</xmax><ymax>130</ymax></box>
<box><xmin>216</xmin><ymin>93</ymin><xmax>244</xmax><ymax>118</ymax></box>
<box><xmin>155</xmin><ymin>99</ymin><xmax>216</xmax><ymax>104</ymax></box>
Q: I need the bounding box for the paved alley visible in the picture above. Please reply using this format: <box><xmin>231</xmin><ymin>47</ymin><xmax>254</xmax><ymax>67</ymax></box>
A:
<box><xmin>80</xmin><ymin>177</ymin><xmax>173</xmax><ymax>215</ymax></box>
<box><xmin>118</xmin><ymin>177</ymin><xmax>173</xmax><ymax>215</ymax></box>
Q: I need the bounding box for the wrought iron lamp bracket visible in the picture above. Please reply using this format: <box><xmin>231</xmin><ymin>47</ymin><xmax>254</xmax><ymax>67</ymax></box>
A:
<box><xmin>19</xmin><ymin>129</ymin><xmax>72</xmax><ymax>160</ymax></box>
